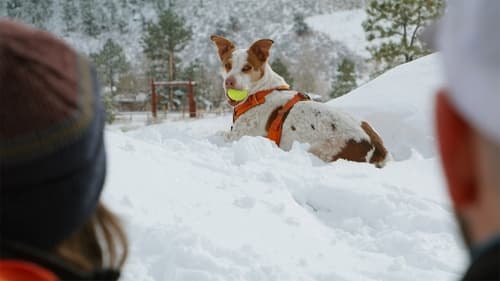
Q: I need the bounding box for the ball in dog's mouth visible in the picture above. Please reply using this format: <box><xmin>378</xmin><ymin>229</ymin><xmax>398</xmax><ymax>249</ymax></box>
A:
<box><xmin>226</xmin><ymin>88</ymin><xmax>248</xmax><ymax>106</ymax></box>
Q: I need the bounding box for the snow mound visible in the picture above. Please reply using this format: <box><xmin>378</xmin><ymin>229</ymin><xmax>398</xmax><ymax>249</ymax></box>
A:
<box><xmin>103</xmin><ymin>55</ymin><xmax>466</xmax><ymax>281</ymax></box>
<box><xmin>329</xmin><ymin>54</ymin><xmax>444</xmax><ymax>160</ymax></box>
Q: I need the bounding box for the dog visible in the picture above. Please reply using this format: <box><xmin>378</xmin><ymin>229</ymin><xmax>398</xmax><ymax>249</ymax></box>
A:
<box><xmin>210</xmin><ymin>35</ymin><xmax>389</xmax><ymax>167</ymax></box>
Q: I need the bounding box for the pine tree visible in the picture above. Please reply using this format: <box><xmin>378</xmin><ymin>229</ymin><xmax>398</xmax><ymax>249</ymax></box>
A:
<box><xmin>363</xmin><ymin>0</ymin><xmax>444</xmax><ymax>74</ymax></box>
<box><xmin>80</xmin><ymin>0</ymin><xmax>100</xmax><ymax>37</ymax></box>
<box><xmin>143</xmin><ymin>9</ymin><xmax>191</xmax><ymax>110</ymax></box>
<box><xmin>90</xmin><ymin>39</ymin><xmax>130</xmax><ymax>96</ymax></box>
<box><xmin>293</xmin><ymin>13</ymin><xmax>310</xmax><ymax>36</ymax></box>
<box><xmin>6</xmin><ymin>0</ymin><xmax>23</xmax><ymax>19</ymax></box>
<box><xmin>271</xmin><ymin>58</ymin><xmax>294</xmax><ymax>88</ymax></box>
<box><xmin>101</xmin><ymin>94</ymin><xmax>117</xmax><ymax>124</ymax></box>
<box><xmin>62</xmin><ymin>0</ymin><xmax>78</xmax><ymax>32</ymax></box>
<box><xmin>179</xmin><ymin>60</ymin><xmax>222</xmax><ymax>109</ymax></box>
<box><xmin>142</xmin><ymin>9</ymin><xmax>192</xmax><ymax>81</ymax></box>
<box><xmin>30</xmin><ymin>0</ymin><xmax>52</xmax><ymax>28</ymax></box>
<box><xmin>6</xmin><ymin>0</ymin><xmax>52</xmax><ymax>28</ymax></box>
<box><xmin>228</xmin><ymin>16</ymin><xmax>240</xmax><ymax>32</ymax></box>
<box><xmin>331</xmin><ymin>58</ymin><xmax>357</xmax><ymax>99</ymax></box>
<box><xmin>103</xmin><ymin>1</ymin><xmax>118</xmax><ymax>31</ymax></box>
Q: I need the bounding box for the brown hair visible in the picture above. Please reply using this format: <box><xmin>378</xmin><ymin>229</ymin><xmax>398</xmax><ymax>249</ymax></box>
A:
<box><xmin>54</xmin><ymin>202</ymin><xmax>128</xmax><ymax>272</ymax></box>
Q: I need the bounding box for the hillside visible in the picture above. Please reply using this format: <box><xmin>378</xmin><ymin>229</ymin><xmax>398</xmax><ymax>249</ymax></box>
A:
<box><xmin>103</xmin><ymin>54</ymin><xmax>467</xmax><ymax>280</ymax></box>
<box><xmin>1</xmin><ymin>0</ymin><xmax>369</xmax><ymax>97</ymax></box>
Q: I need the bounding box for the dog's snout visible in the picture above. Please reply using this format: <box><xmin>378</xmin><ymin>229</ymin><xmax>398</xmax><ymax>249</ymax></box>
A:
<box><xmin>225</xmin><ymin>76</ymin><xmax>236</xmax><ymax>88</ymax></box>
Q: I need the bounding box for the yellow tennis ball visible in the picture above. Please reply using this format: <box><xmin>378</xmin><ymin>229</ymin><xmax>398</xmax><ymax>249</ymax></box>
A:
<box><xmin>227</xmin><ymin>89</ymin><xmax>248</xmax><ymax>101</ymax></box>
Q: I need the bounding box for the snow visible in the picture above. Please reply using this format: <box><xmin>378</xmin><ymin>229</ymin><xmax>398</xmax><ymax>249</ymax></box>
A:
<box><xmin>102</xmin><ymin>54</ymin><xmax>467</xmax><ymax>281</ymax></box>
<box><xmin>306</xmin><ymin>10</ymin><xmax>369</xmax><ymax>58</ymax></box>
<box><xmin>329</xmin><ymin>54</ymin><xmax>444</xmax><ymax>160</ymax></box>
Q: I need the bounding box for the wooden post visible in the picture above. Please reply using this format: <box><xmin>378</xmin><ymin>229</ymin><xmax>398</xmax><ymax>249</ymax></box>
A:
<box><xmin>151</xmin><ymin>79</ymin><xmax>157</xmax><ymax>119</ymax></box>
<box><xmin>188</xmin><ymin>80</ymin><xmax>196</xmax><ymax>118</ymax></box>
<box><xmin>168</xmin><ymin>51</ymin><xmax>174</xmax><ymax>111</ymax></box>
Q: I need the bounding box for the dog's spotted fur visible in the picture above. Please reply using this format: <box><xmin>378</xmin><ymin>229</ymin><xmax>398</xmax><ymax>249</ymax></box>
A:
<box><xmin>211</xmin><ymin>35</ymin><xmax>389</xmax><ymax>167</ymax></box>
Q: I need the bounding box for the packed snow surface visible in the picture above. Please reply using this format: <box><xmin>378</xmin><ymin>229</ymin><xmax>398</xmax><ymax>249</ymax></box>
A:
<box><xmin>103</xmin><ymin>55</ymin><xmax>467</xmax><ymax>281</ymax></box>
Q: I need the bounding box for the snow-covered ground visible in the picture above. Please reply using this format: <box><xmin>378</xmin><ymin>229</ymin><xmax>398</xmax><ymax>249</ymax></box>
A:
<box><xmin>102</xmin><ymin>54</ymin><xmax>468</xmax><ymax>281</ymax></box>
<box><xmin>307</xmin><ymin>10</ymin><xmax>369</xmax><ymax>58</ymax></box>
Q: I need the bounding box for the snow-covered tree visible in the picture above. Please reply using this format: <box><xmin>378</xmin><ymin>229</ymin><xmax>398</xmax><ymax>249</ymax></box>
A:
<box><xmin>293</xmin><ymin>13</ymin><xmax>311</xmax><ymax>36</ymax></box>
<box><xmin>363</xmin><ymin>0</ymin><xmax>444</xmax><ymax>74</ymax></box>
<box><xmin>80</xmin><ymin>0</ymin><xmax>100</xmax><ymax>36</ymax></box>
<box><xmin>31</xmin><ymin>0</ymin><xmax>53</xmax><ymax>28</ymax></box>
<box><xmin>6</xmin><ymin>0</ymin><xmax>52</xmax><ymax>29</ymax></box>
<box><xmin>62</xmin><ymin>0</ymin><xmax>78</xmax><ymax>32</ymax></box>
<box><xmin>228</xmin><ymin>16</ymin><xmax>240</xmax><ymax>32</ymax></box>
<box><xmin>101</xmin><ymin>94</ymin><xmax>117</xmax><ymax>124</ymax></box>
<box><xmin>142</xmin><ymin>9</ymin><xmax>192</xmax><ymax>81</ymax></box>
<box><xmin>91</xmin><ymin>39</ymin><xmax>130</xmax><ymax>96</ymax></box>
<box><xmin>6</xmin><ymin>0</ymin><xmax>23</xmax><ymax>19</ymax></box>
<box><xmin>271</xmin><ymin>58</ymin><xmax>294</xmax><ymax>88</ymax></box>
<box><xmin>331</xmin><ymin>58</ymin><xmax>357</xmax><ymax>98</ymax></box>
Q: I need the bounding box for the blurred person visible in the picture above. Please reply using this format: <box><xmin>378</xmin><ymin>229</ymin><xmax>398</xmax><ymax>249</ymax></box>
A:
<box><xmin>435</xmin><ymin>0</ymin><xmax>500</xmax><ymax>280</ymax></box>
<box><xmin>0</xmin><ymin>20</ymin><xmax>127</xmax><ymax>280</ymax></box>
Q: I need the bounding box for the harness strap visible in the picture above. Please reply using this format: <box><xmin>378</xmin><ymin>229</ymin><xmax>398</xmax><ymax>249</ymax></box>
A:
<box><xmin>267</xmin><ymin>93</ymin><xmax>310</xmax><ymax>145</ymax></box>
<box><xmin>233</xmin><ymin>86</ymin><xmax>289</xmax><ymax>123</ymax></box>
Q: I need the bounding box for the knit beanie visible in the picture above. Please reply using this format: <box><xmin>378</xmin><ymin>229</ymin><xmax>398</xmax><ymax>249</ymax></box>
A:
<box><xmin>0</xmin><ymin>20</ymin><xmax>106</xmax><ymax>251</ymax></box>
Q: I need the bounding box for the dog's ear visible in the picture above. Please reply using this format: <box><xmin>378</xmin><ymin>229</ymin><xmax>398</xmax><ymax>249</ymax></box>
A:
<box><xmin>210</xmin><ymin>35</ymin><xmax>236</xmax><ymax>61</ymax></box>
<box><xmin>249</xmin><ymin>39</ymin><xmax>274</xmax><ymax>63</ymax></box>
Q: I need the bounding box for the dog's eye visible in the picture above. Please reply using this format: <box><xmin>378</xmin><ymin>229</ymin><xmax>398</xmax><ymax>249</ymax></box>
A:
<box><xmin>224</xmin><ymin>63</ymin><xmax>232</xmax><ymax>71</ymax></box>
<box><xmin>242</xmin><ymin>65</ymin><xmax>252</xmax><ymax>72</ymax></box>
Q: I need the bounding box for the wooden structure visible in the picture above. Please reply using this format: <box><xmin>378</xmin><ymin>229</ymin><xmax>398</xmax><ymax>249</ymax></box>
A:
<box><xmin>150</xmin><ymin>80</ymin><xmax>197</xmax><ymax>118</ymax></box>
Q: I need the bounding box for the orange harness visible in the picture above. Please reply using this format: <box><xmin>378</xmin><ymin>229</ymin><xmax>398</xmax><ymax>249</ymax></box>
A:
<box><xmin>233</xmin><ymin>87</ymin><xmax>310</xmax><ymax>145</ymax></box>
<box><xmin>0</xmin><ymin>260</ymin><xmax>58</xmax><ymax>281</ymax></box>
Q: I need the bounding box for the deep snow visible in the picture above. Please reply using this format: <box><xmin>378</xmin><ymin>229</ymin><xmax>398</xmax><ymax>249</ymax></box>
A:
<box><xmin>102</xmin><ymin>54</ymin><xmax>467</xmax><ymax>281</ymax></box>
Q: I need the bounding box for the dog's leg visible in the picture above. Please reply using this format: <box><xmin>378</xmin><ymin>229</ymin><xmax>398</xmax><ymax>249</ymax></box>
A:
<box><xmin>361</xmin><ymin>121</ymin><xmax>389</xmax><ymax>167</ymax></box>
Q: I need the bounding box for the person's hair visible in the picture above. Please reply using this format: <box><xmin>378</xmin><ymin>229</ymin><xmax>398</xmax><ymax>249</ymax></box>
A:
<box><xmin>53</xmin><ymin>202</ymin><xmax>128</xmax><ymax>272</ymax></box>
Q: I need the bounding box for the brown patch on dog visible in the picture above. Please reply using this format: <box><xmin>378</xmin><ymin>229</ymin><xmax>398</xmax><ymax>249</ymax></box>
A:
<box><xmin>210</xmin><ymin>35</ymin><xmax>236</xmax><ymax>62</ymax></box>
<box><xmin>248</xmin><ymin>39</ymin><xmax>273</xmax><ymax>63</ymax></box>
<box><xmin>247</xmin><ymin>51</ymin><xmax>265</xmax><ymax>81</ymax></box>
<box><xmin>266</xmin><ymin>107</ymin><xmax>282</xmax><ymax>131</ymax></box>
<box><xmin>332</xmin><ymin>139</ymin><xmax>373</xmax><ymax>163</ymax></box>
<box><xmin>247</xmin><ymin>39</ymin><xmax>273</xmax><ymax>81</ymax></box>
<box><xmin>361</xmin><ymin>121</ymin><xmax>388</xmax><ymax>165</ymax></box>
<box><xmin>221</xmin><ymin>57</ymin><xmax>232</xmax><ymax>72</ymax></box>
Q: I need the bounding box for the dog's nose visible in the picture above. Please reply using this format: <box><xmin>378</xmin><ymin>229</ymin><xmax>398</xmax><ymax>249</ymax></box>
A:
<box><xmin>225</xmin><ymin>76</ymin><xmax>236</xmax><ymax>88</ymax></box>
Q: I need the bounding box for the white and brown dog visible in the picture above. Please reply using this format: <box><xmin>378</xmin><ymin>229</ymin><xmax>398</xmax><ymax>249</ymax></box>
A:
<box><xmin>211</xmin><ymin>35</ymin><xmax>389</xmax><ymax>167</ymax></box>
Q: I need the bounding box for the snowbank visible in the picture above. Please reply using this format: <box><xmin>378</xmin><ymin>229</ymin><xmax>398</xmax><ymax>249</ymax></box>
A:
<box><xmin>103</xmin><ymin>55</ymin><xmax>466</xmax><ymax>281</ymax></box>
<box><xmin>329</xmin><ymin>54</ymin><xmax>444</xmax><ymax>160</ymax></box>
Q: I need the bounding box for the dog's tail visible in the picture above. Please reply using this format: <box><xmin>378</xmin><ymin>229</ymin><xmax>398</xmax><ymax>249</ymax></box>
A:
<box><xmin>361</xmin><ymin>121</ymin><xmax>389</xmax><ymax>168</ymax></box>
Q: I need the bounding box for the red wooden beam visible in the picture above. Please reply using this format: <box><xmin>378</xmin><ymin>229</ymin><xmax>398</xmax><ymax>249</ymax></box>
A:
<box><xmin>188</xmin><ymin>80</ymin><xmax>196</xmax><ymax>118</ymax></box>
<box><xmin>151</xmin><ymin>79</ymin><xmax>157</xmax><ymax>118</ymax></box>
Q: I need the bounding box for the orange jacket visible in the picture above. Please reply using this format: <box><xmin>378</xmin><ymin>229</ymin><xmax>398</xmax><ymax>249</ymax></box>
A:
<box><xmin>0</xmin><ymin>260</ymin><xmax>58</xmax><ymax>281</ymax></box>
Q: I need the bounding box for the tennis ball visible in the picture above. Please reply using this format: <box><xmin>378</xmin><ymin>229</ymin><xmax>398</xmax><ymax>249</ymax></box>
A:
<box><xmin>227</xmin><ymin>89</ymin><xmax>248</xmax><ymax>101</ymax></box>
